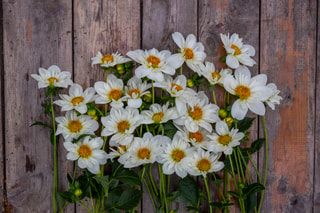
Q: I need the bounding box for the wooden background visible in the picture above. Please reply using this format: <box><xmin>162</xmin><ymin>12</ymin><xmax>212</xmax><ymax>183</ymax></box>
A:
<box><xmin>0</xmin><ymin>0</ymin><xmax>317</xmax><ymax>212</ymax></box>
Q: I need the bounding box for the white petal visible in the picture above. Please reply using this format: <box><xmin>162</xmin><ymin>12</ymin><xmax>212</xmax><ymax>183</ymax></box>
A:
<box><xmin>231</xmin><ymin>99</ymin><xmax>248</xmax><ymax>120</ymax></box>
<box><xmin>247</xmin><ymin>101</ymin><xmax>266</xmax><ymax>116</ymax></box>
<box><xmin>226</xmin><ymin>55</ymin><xmax>239</xmax><ymax>69</ymax></box>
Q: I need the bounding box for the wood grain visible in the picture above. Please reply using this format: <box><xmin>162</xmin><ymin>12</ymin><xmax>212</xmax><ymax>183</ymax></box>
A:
<box><xmin>3</xmin><ymin>0</ymin><xmax>73</xmax><ymax>212</ymax></box>
<box><xmin>73</xmin><ymin>0</ymin><xmax>141</xmax><ymax>212</ymax></box>
<box><xmin>142</xmin><ymin>0</ymin><xmax>198</xmax><ymax>212</ymax></box>
<box><xmin>260</xmin><ymin>0</ymin><xmax>317</xmax><ymax>212</ymax></box>
<box><xmin>0</xmin><ymin>0</ymin><xmax>4</xmax><ymax>211</ymax></box>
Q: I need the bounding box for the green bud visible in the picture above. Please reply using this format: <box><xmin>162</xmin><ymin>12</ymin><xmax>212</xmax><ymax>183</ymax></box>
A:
<box><xmin>87</xmin><ymin>108</ymin><xmax>96</xmax><ymax>116</ymax></box>
<box><xmin>187</xmin><ymin>79</ymin><xmax>195</xmax><ymax>87</ymax></box>
<box><xmin>116</xmin><ymin>64</ymin><xmax>125</xmax><ymax>74</ymax></box>
<box><xmin>219</xmin><ymin>109</ymin><xmax>228</xmax><ymax>118</ymax></box>
<box><xmin>74</xmin><ymin>189</ymin><xmax>82</xmax><ymax>197</ymax></box>
<box><xmin>92</xmin><ymin>115</ymin><xmax>98</xmax><ymax>120</ymax></box>
<box><xmin>223</xmin><ymin>117</ymin><xmax>234</xmax><ymax>127</ymax></box>
<box><xmin>143</xmin><ymin>93</ymin><xmax>152</xmax><ymax>102</ymax></box>
<box><xmin>239</xmin><ymin>183</ymin><xmax>245</xmax><ymax>190</ymax></box>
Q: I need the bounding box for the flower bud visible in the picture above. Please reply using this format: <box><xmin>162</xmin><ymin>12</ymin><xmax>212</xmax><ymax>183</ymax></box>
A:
<box><xmin>239</xmin><ymin>183</ymin><xmax>245</xmax><ymax>189</ymax></box>
<box><xmin>143</xmin><ymin>93</ymin><xmax>152</xmax><ymax>102</ymax></box>
<box><xmin>87</xmin><ymin>109</ymin><xmax>96</xmax><ymax>116</ymax></box>
<box><xmin>116</xmin><ymin>64</ymin><xmax>125</xmax><ymax>74</ymax></box>
<box><xmin>219</xmin><ymin>109</ymin><xmax>228</xmax><ymax>118</ymax></box>
<box><xmin>92</xmin><ymin>115</ymin><xmax>98</xmax><ymax>121</ymax></box>
<box><xmin>223</xmin><ymin>117</ymin><xmax>234</xmax><ymax>127</ymax></box>
<box><xmin>74</xmin><ymin>189</ymin><xmax>82</xmax><ymax>197</ymax></box>
<box><xmin>187</xmin><ymin>79</ymin><xmax>194</xmax><ymax>87</ymax></box>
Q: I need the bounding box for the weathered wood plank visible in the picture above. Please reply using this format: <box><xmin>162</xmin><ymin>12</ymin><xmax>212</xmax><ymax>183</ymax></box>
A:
<box><xmin>73</xmin><ymin>0</ymin><xmax>141</xmax><ymax>212</ymax></box>
<box><xmin>3</xmin><ymin>0</ymin><xmax>73</xmax><ymax>212</ymax></box>
<box><xmin>260</xmin><ymin>0</ymin><xmax>316</xmax><ymax>212</ymax></box>
<box><xmin>199</xmin><ymin>0</ymin><xmax>260</xmax><ymax>211</ymax></box>
<box><xmin>142</xmin><ymin>0</ymin><xmax>197</xmax><ymax>212</ymax></box>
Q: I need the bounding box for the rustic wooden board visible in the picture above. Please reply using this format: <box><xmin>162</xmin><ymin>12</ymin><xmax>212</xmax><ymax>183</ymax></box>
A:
<box><xmin>73</xmin><ymin>0</ymin><xmax>141</xmax><ymax>212</ymax></box>
<box><xmin>0</xmin><ymin>0</ymin><xmax>4</xmax><ymax>211</ymax></box>
<box><xmin>198</xmin><ymin>0</ymin><xmax>260</xmax><ymax>211</ymax></box>
<box><xmin>259</xmin><ymin>0</ymin><xmax>317</xmax><ymax>212</ymax></box>
<box><xmin>142</xmin><ymin>0</ymin><xmax>198</xmax><ymax>212</ymax></box>
<box><xmin>3</xmin><ymin>0</ymin><xmax>73</xmax><ymax>212</ymax></box>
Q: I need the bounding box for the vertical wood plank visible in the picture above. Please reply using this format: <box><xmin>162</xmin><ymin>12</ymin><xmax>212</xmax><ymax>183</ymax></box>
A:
<box><xmin>142</xmin><ymin>0</ymin><xmax>197</xmax><ymax>212</ymax></box>
<box><xmin>260</xmin><ymin>0</ymin><xmax>316</xmax><ymax>212</ymax></box>
<box><xmin>0</xmin><ymin>0</ymin><xmax>4</xmax><ymax>211</ymax></box>
<box><xmin>3</xmin><ymin>0</ymin><xmax>73</xmax><ymax>212</ymax></box>
<box><xmin>73</xmin><ymin>0</ymin><xmax>141</xmax><ymax>212</ymax></box>
<box><xmin>198</xmin><ymin>0</ymin><xmax>259</xmax><ymax>211</ymax></box>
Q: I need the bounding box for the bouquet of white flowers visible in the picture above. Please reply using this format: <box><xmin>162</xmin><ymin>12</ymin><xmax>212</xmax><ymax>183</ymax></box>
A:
<box><xmin>31</xmin><ymin>32</ymin><xmax>281</xmax><ymax>213</ymax></box>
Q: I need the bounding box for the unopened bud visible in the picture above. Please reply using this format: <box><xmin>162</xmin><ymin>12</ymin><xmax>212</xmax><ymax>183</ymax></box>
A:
<box><xmin>224</xmin><ymin>117</ymin><xmax>234</xmax><ymax>127</ymax></box>
<box><xmin>74</xmin><ymin>189</ymin><xmax>82</xmax><ymax>197</ymax></box>
<box><xmin>116</xmin><ymin>64</ymin><xmax>125</xmax><ymax>74</ymax></box>
<box><xmin>92</xmin><ymin>115</ymin><xmax>98</xmax><ymax>120</ymax></box>
<box><xmin>219</xmin><ymin>109</ymin><xmax>228</xmax><ymax>118</ymax></box>
<box><xmin>87</xmin><ymin>109</ymin><xmax>96</xmax><ymax>116</ymax></box>
<box><xmin>187</xmin><ymin>79</ymin><xmax>194</xmax><ymax>87</ymax></box>
<box><xmin>143</xmin><ymin>93</ymin><xmax>152</xmax><ymax>102</ymax></box>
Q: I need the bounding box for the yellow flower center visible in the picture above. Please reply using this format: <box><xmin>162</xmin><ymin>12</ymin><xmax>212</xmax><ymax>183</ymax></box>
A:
<box><xmin>189</xmin><ymin>106</ymin><xmax>203</xmax><ymax>120</ymax></box>
<box><xmin>128</xmin><ymin>89</ymin><xmax>140</xmax><ymax>97</ymax></box>
<box><xmin>68</xmin><ymin>120</ymin><xmax>82</xmax><ymax>132</ymax></box>
<box><xmin>138</xmin><ymin>147</ymin><xmax>151</xmax><ymax>159</ymax></box>
<box><xmin>78</xmin><ymin>144</ymin><xmax>92</xmax><ymax>158</ymax></box>
<box><xmin>211</xmin><ymin>72</ymin><xmax>221</xmax><ymax>80</ymax></box>
<box><xmin>102</xmin><ymin>54</ymin><xmax>114</xmax><ymax>63</ymax></box>
<box><xmin>71</xmin><ymin>96</ymin><xmax>84</xmax><ymax>106</ymax></box>
<box><xmin>48</xmin><ymin>77</ymin><xmax>59</xmax><ymax>85</ymax></box>
<box><xmin>190</xmin><ymin>131</ymin><xmax>204</xmax><ymax>143</ymax></box>
<box><xmin>146</xmin><ymin>55</ymin><xmax>160</xmax><ymax>68</ymax></box>
<box><xmin>117</xmin><ymin>145</ymin><xmax>127</xmax><ymax>153</ymax></box>
<box><xmin>171</xmin><ymin>149</ymin><xmax>185</xmax><ymax>162</ymax></box>
<box><xmin>218</xmin><ymin>135</ymin><xmax>232</xmax><ymax>145</ymax></box>
<box><xmin>231</xmin><ymin>44</ymin><xmax>242</xmax><ymax>55</ymax></box>
<box><xmin>235</xmin><ymin>85</ymin><xmax>251</xmax><ymax>100</ymax></box>
<box><xmin>108</xmin><ymin>89</ymin><xmax>122</xmax><ymax>100</ymax></box>
<box><xmin>171</xmin><ymin>83</ymin><xmax>183</xmax><ymax>91</ymax></box>
<box><xmin>152</xmin><ymin>112</ymin><xmax>164</xmax><ymax>123</ymax></box>
<box><xmin>197</xmin><ymin>158</ymin><xmax>211</xmax><ymax>171</ymax></box>
<box><xmin>117</xmin><ymin>120</ymin><xmax>130</xmax><ymax>133</ymax></box>
<box><xmin>184</xmin><ymin>48</ymin><xmax>194</xmax><ymax>59</ymax></box>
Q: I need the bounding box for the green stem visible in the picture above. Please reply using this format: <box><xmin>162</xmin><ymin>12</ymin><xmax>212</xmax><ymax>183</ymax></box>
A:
<box><xmin>72</xmin><ymin>161</ymin><xmax>77</xmax><ymax>185</ymax></box>
<box><xmin>212</xmin><ymin>85</ymin><xmax>217</xmax><ymax>105</ymax></box>
<box><xmin>166</xmin><ymin>175</ymin><xmax>170</xmax><ymax>195</ymax></box>
<box><xmin>237</xmin><ymin>148</ymin><xmax>253</xmax><ymax>184</ymax></box>
<box><xmin>223</xmin><ymin>90</ymin><xmax>227</xmax><ymax>108</ymax></box>
<box><xmin>180</xmin><ymin>66</ymin><xmax>182</xmax><ymax>75</ymax></box>
<box><xmin>143</xmin><ymin>178</ymin><xmax>157</xmax><ymax>210</ymax></box>
<box><xmin>234</xmin><ymin>149</ymin><xmax>245</xmax><ymax>183</ymax></box>
<box><xmin>247</xmin><ymin>153</ymin><xmax>262</xmax><ymax>184</ymax></box>
<box><xmin>257</xmin><ymin>116</ymin><xmax>268</xmax><ymax>213</ymax></box>
<box><xmin>212</xmin><ymin>174</ymin><xmax>226</xmax><ymax>202</ymax></box>
<box><xmin>152</xmin><ymin>81</ymin><xmax>155</xmax><ymax>104</ymax></box>
<box><xmin>79</xmin><ymin>201</ymin><xmax>92</xmax><ymax>213</ymax></box>
<box><xmin>148</xmin><ymin>164</ymin><xmax>159</xmax><ymax>197</ymax></box>
<box><xmin>203</xmin><ymin>176</ymin><xmax>213</xmax><ymax>213</ymax></box>
<box><xmin>50</xmin><ymin>94</ymin><xmax>58</xmax><ymax>213</ymax></box>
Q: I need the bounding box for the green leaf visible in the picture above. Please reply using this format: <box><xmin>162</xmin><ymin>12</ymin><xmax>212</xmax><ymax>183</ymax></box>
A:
<box><xmin>29</xmin><ymin>121</ymin><xmax>52</xmax><ymax>129</ymax></box>
<box><xmin>113</xmin><ymin>169</ymin><xmax>141</xmax><ymax>186</ymax></box>
<box><xmin>210</xmin><ymin>201</ymin><xmax>234</xmax><ymax>210</ymax></box>
<box><xmin>186</xmin><ymin>206</ymin><xmax>201</xmax><ymax>212</ymax></box>
<box><xmin>220</xmin><ymin>54</ymin><xmax>227</xmax><ymax>62</ymax></box>
<box><xmin>224</xmin><ymin>151</ymin><xmax>248</xmax><ymax>174</ymax></box>
<box><xmin>245</xmin><ymin>193</ymin><xmax>257</xmax><ymax>213</ymax></box>
<box><xmin>93</xmin><ymin>175</ymin><xmax>110</xmax><ymax>191</ymax></box>
<box><xmin>178</xmin><ymin>176</ymin><xmax>199</xmax><ymax>207</ymax></box>
<box><xmin>58</xmin><ymin>191</ymin><xmax>76</xmax><ymax>203</ymax></box>
<box><xmin>163</xmin><ymin>120</ymin><xmax>178</xmax><ymax>139</ymax></box>
<box><xmin>116</xmin><ymin>188</ymin><xmax>143</xmax><ymax>210</ymax></box>
<box><xmin>67</xmin><ymin>173</ymin><xmax>73</xmax><ymax>185</ymax></box>
<box><xmin>105</xmin><ymin>188</ymin><xmax>122</xmax><ymax>211</ymax></box>
<box><xmin>228</xmin><ymin>191</ymin><xmax>241</xmax><ymax>198</ymax></box>
<box><xmin>234</xmin><ymin>117</ymin><xmax>255</xmax><ymax>132</ymax></box>
<box><xmin>56</xmin><ymin>192</ymin><xmax>65</xmax><ymax>209</ymax></box>
<box><xmin>243</xmin><ymin>183</ymin><xmax>265</xmax><ymax>197</ymax></box>
<box><xmin>168</xmin><ymin>191</ymin><xmax>188</xmax><ymax>203</ymax></box>
<box><xmin>250</xmin><ymin>138</ymin><xmax>265</xmax><ymax>153</ymax></box>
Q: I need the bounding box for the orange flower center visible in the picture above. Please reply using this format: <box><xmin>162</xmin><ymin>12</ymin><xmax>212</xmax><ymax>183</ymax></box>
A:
<box><xmin>171</xmin><ymin>149</ymin><xmax>185</xmax><ymax>162</ymax></box>
<box><xmin>171</xmin><ymin>83</ymin><xmax>183</xmax><ymax>91</ymax></box>
<box><xmin>102</xmin><ymin>54</ymin><xmax>114</xmax><ymax>63</ymax></box>
<box><xmin>184</xmin><ymin>48</ymin><xmax>194</xmax><ymax>59</ymax></box>
<box><xmin>108</xmin><ymin>89</ymin><xmax>122</xmax><ymax>100</ymax></box>
<box><xmin>235</xmin><ymin>85</ymin><xmax>251</xmax><ymax>100</ymax></box>
<box><xmin>78</xmin><ymin>145</ymin><xmax>92</xmax><ymax>158</ymax></box>
<box><xmin>189</xmin><ymin>106</ymin><xmax>203</xmax><ymax>120</ymax></box>
<box><xmin>68</xmin><ymin>120</ymin><xmax>82</xmax><ymax>132</ymax></box>
<box><xmin>146</xmin><ymin>55</ymin><xmax>160</xmax><ymax>68</ymax></box>
<box><xmin>117</xmin><ymin>145</ymin><xmax>127</xmax><ymax>153</ymax></box>
<box><xmin>117</xmin><ymin>120</ymin><xmax>130</xmax><ymax>133</ymax></box>
<box><xmin>218</xmin><ymin>135</ymin><xmax>232</xmax><ymax>145</ymax></box>
<box><xmin>152</xmin><ymin>112</ymin><xmax>164</xmax><ymax>123</ymax></box>
<box><xmin>231</xmin><ymin>44</ymin><xmax>242</xmax><ymax>55</ymax></box>
<box><xmin>48</xmin><ymin>77</ymin><xmax>59</xmax><ymax>85</ymax></box>
<box><xmin>211</xmin><ymin>72</ymin><xmax>221</xmax><ymax>80</ymax></box>
<box><xmin>197</xmin><ymin>158</ymin><xmax>211</xmax><ymax>171</ymax></box>
<box><xmin>190</xmin><ymin>131</ymin><xmax>204</xmax><ymax>142</ymax></box>
<box><xmin>128</xmin><ymin>89</ymin><xmax>140</xmax><ymax>97</ymax></box>
<box><xmin>71</xmin><ymin>96</ymin><xmax>84</xmax><ymax>106</ymax></box>
<box><xmin>138</xmin><ymin>147</ymin><xmax>151</xmax><ymax>159</ymax></box>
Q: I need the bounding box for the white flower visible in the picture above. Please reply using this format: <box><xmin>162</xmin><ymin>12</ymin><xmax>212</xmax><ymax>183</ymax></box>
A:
<box><xmin>124</xmin><ymin>76</ymin><xmax>152</xmax><ymax>108</ymax></box>
<box><xmin>158</xmin><ymin>134</ymin><xmax>193</xmax><ymax>178</ymax></box>
<box><xmin>175</xmin><ymin>126</ymin><xmax>212</xmax><ymax>150</ymax></box>
<box><xmin>119</xmin><ymin>133</ymin><xmax>168</xmax><ymax>168</ymax></box>
<box><xmin>140</xmin><ymin>102</ymin><xmax>179</xmax><ymax>124</ymax></box>
<box><xmin>154</xmin><ymin>75</ymin><xmax>196</xmax><ymax>115</ymax></box>
<box><xmin>94</xmin><ymin>74</ymin><xmax>126</xmax><ymax>108</ymax></box>
<box><xmin>101</xmin><ymin>107</ymin><xmax>141</xmax><ymax>146</ymax></box>
<box><xmin>207</xmin><ymin>121</ymin><xmax>244</xmax><ymax>155</ymax></box>
<box><xmin>126</xmin><ymin>48</ymin><xmax>179</xmax><ymax>82</ymax></box>
<box><xmin>55</xmin><ymin>111</ymin><xmax>99</xmax><ymax>141</ymax></box>
<box><xmin>64</xmin><ymin>137</ymin><xmax>107</xmax><ymax>174</ymax></box>
<box><xmin>31</xmin><ymin>65</ymin><xmax>73</xmax><ymax>89</ymax></box>
<box><xmin>106</xmin><ymin>144</ymin><xmax>130</xmax><ymax>162</ymax></box>
<box><xmin>186</xmin><ymin>149</ymin><xmax>224</xmax><ymax>177</ymax></box>
<box><xmin>54</xmin><ymin>84</ymin><xmax>96</xmax><ymax>114</ymax></box>
<box><xmin>168</xmin><ymin>32</ymin><xmax>206</xmax><ymax>74</ymax></box>
<box><xmin>223</xmin><ymin>66</ymin><xmax>273</xmax><ymax>120</ymax></box>
<box><xmin>265</xmin><ymin>83</ymin><xmax>282</xmax><ymax>110</ymax></box>
<box><xmin>220</xmin><ymin>33</ymin><xmax>256</xmax><ymax>69</ymax></box>
<box><xmin>174</xmin><ymin>92</ymin><xmax>220</xmax><ymax>133</ymax></box>
<box><xmin>198</xmin><ymin>62</ymin><xmax>232</xmax><ymax>86</ymax></box>
<box><xmin>91</xmin><ymin>51</ymin><xmax>131</xmax><ymax>68</ymax></box>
